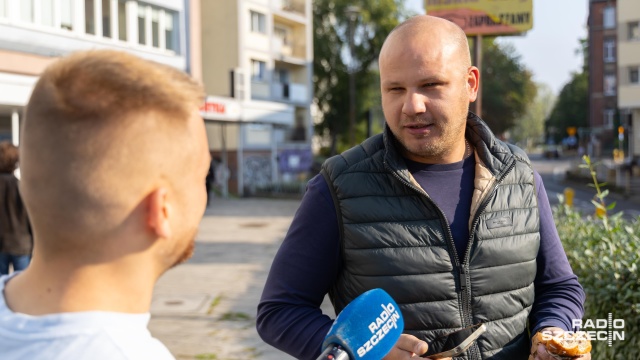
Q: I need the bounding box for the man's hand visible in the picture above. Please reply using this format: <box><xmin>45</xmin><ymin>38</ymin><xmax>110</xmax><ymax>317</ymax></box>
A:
<box><xmin>529</xmin><ymin>327</ymin><xmax>591</xmax><ymax>360</ymax></box>
<box><xmin>382</xmin><ymin>334</ymin><xmax>452</xmax><ymax>360</ymax></box>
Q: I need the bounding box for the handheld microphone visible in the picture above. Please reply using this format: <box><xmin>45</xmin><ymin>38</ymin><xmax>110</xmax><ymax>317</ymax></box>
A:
<box><xmin>316</xmin><ymin>288</ymin><xmax>404</xmax><ymax>360</ymax></box>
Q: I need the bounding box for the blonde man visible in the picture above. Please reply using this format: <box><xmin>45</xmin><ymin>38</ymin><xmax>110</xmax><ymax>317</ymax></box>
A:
<box><xmin>0</xmin><ymin>50</ymin><xmax>210</xmax><ymax>359</ymax></box>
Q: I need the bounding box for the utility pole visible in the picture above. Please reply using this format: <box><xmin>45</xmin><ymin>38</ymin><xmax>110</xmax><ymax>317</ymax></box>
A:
<box><xmin>346</xmin><ymin>6</ymin><xmax>360</xmax><ymax>147</ymax></box>
<box><xmin>471</xmin><ymin>35</ymin><xmax>482</xmax><ymax>117</ymax></box>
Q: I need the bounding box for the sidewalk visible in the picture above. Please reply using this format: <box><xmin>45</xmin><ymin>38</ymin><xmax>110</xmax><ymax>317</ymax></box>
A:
<box><xmin>148</xmin><ymin>198</ymin><xmax>334</xmax><ymax>360</ymax></box>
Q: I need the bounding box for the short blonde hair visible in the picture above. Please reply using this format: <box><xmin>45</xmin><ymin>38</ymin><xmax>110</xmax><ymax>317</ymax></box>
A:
<box><xmin>21</xmin><ymin>50</ymin><xmax>205</xmax><ymax>250</ymax></box>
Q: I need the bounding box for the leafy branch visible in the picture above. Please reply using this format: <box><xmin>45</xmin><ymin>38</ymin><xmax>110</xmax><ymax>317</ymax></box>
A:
<box><xmin>579</xmin><ymin>155</ymin><xmax>616</xmax><ymax>229</ymax></box>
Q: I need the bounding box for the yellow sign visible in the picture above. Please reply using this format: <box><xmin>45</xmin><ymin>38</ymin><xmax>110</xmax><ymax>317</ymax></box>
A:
<box><xmin>425</xmin><ymin>0</ymin><xmax>534</xmax><ymax>35</ymax></box>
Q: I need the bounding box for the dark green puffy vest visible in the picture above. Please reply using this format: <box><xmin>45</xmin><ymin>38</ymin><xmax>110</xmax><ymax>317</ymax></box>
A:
<box><xmin>321</xmin><ymin>114</ymin><xmax>540</xmax><ymax>359</ymax></box>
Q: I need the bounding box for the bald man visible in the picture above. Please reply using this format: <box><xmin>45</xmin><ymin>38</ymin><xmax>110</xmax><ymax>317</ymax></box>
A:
<box><xmin>0</xmin><ymin>50</ymin><xmax>210</xmax><ymax>359</ymax></box>
<box><xmin>257</xmin><ymin>15</ymin><xmax>587</xmax><ymax>360</ymax></box>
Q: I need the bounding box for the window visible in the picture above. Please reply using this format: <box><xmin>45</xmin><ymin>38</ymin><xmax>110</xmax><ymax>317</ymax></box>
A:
<box><xmin>165</xmin><ymin>11</ymin><xmax>178</xmax><ymax>52</ymax></box>
<box><xmin>0</xmin><ymin>0</ymin><xmax>7</xmax><ymax>18</ymax></box>
<box><xmin>251</xmin><ymin>60</ymin><xmax>266</xmax><ymax>81</ymax></box>
<box><xmin>85</xmin><ymin>0</ymin><xmax>96</xmax><ymax>34</ymax></box>
<box><xmin>604</xmin><ymin>37</ymin><xmax>616</xmax><ymax>63</ymax></box>
<box><xmin>251</xmin><ymin>11</ymin><xmax>266</xmax><ymax>33</ymax></box>
<box><xmin>138</xmin><ymin>5</ymin><xmax>146</xmax><ymax>44</ymax></box>
<box><xmin>274</xmin><ymin>68</ymin><xmax>289</xmax><ymax>83</ymax></box>
<box><xmin>118</xmin><ymin>0</ymin><xmax>127</xmax><ymax>41</ymax></box>
<box><xmin>102</xmin><ymin>0</ymin><xmax>111</xmax><ymax>38</ymax></box>
<box><xmin>631</xmin><ymin>67</ymin><xmax>639</xmax><ymax>85</ymax></box>
<box><xmin>604</xmin><ymin>73</ymin><xmax>617</xmax><ymax>95</ymax></box>
<box><xmin>41</xmin><ymin>1</ymin><xmax>55</xmax><ymax>27</ymax></box>
<box><xmin>603</xmin><ymin>109</ymin><xmax>615</xmax><ymax>129</ymax></box>
<box><xmin>21</xmin><ymin>0</ymin><xmax>34</xmax><ymax>23</ymax></box>
<box><xmin>274</xmin><ymin>26</ymin><xmax>289</xmax><ymax>45</ymax></box>
<box><xmin>630</xmin><ymin>22</ymin><xmax>640</xmax><ymax>41</ymax></box>
<box><xmin>603</xmin><ymin>6</ymin><xmax>615</xmax><ymax>29</ymax></box>
<box><xmin>61</xmin><ymin>0</ymin><xmax>73</xmax><ymax>30</ymax></box>
<box><xmin>151</xmin><ymin>8</ymin><xmax>160</xmax><ymax>47</ymax></box>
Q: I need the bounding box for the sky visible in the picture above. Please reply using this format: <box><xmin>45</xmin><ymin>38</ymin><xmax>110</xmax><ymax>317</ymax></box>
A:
<box><xmin>405</xmin><ymin>0</ymin><xmax>589</xmax><ymax>95</ymax></box>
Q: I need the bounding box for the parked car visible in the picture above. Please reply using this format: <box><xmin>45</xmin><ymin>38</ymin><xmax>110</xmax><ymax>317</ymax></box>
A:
<box><xmin>544</xmin><ymin>142</ymin><xmax>562</xmax><ymax>159</ymax></box>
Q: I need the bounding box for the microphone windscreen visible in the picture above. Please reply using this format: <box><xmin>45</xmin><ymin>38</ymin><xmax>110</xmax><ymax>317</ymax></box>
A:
<box><xmin>321</xmin><ymin>288</ymin><xmax>404</xmax><ymax>360</ymax></box>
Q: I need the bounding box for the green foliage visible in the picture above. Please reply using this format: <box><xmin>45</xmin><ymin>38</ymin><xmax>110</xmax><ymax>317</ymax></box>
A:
<box><xmin>545</xmin><ymin>71</ymin><xmax>588</xmax><ymax>143</ymax></box>
<box><xmin>553</xmin><ymin>156</ymin><xmax>640</xmax><ymax>359</ymax></box>
<box><xmin>510</xmin><ymin>83</ymin><xmax>555</xmax><ymax>150</ymax></box>
<box><xmin>481</xmin><ymin>39</ymin><xmax>537</xmax><ymax>135</ymax></box>
<box><xmin>313</xmin><ymin>0</ymin><xmax>407</xmax><ymax>154</ymax></box>
<box><xmin>219</xmin><ymin>311</ymin><xmax>252</xmax><ymax>321</ymax></box>
<box><xmin>545</xmin><ymin>39</ymin><xmax>589</xmax><ymax>143</ymax></box>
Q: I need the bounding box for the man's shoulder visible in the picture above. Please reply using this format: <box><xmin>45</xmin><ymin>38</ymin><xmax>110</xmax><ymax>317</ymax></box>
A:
<box><xmin>102</xmin><ymin>326</ymin><xmax>175</xmax><ymax>360</ymax></box>
<box><xmin>322</xmin><ymin>134</ymin><xmax>386</xmax><ymax>178</ymax></box>
<box><xmin>0</xmin><ymin>309</ymin><xmax>174</xmax><ymax>360</ymax></box>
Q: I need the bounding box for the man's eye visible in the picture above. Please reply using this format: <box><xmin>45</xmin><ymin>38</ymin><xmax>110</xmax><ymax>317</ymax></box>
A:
<box><xmin>388</xmin><ymin>87</ymin><xmax>404</xmax><ymax>92</ymax></box>
<box><xmin>423</xmin><ymin>83</ymin><xmax>439</xmax><ymax>87</ymax></box>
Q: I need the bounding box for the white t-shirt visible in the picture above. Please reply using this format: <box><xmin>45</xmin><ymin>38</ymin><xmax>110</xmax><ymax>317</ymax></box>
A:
<box><xmin>0</xmin><ymin>273</ymin><xmax>175</xmax><ymax>360</ymax></box>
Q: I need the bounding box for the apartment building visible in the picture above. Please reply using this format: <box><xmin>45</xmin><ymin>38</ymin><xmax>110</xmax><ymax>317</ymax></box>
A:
<box><xmin>200</xmin><ymin>0</ymin><xmax>313</xmax><ymax>196</ymax></box>
<box><xmin>588</xmin><ymin>0</ymin><xmax>618</xmax><ymax>154</ymax></box>
<box><xmin>0</xmin><ymin>0</ymin><xmax>189</xmax><ymax>144</ymax></box>
<box><xmin>617</xmin><ymin>0</ymin><xmax>640</xmax><ymax>158</ymax></box>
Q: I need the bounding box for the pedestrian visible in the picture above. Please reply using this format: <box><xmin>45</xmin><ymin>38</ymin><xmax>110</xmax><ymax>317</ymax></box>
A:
<box><xmin>257</xmin><ymin>15</ymin><xmax>588</xmax><ymax>360</ymax></box>
<box><xmin>0</xmin><ymin>141</ymin><xmax>32</xmax><ymax>275</ymax></box>
<box><xmin>0</xmin><ymin>50</ymin><xmax>210</xmax><ymax>359</ymax></box>
<box><xmin>206</xmin><ymin>159</ymin><xmax>215</xmax><ymax>206</ymax></box>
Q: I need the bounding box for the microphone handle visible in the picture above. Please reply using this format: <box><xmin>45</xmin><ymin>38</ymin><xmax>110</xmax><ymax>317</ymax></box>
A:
<box><xmin>316</xmin><ymin>344</ymin><xmax>351</xmax><ymax>360</ymax></box>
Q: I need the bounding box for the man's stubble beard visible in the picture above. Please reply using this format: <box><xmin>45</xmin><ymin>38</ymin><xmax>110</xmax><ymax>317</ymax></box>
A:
<box><xmin>395</xmin><ymin>115</ymin><xmax>467</xmax><ymax>160</ymax></box>
<box><xmin>171</xmin><ymin>228</ymin><xmax>197</xmax><ymax>268</ymax></box>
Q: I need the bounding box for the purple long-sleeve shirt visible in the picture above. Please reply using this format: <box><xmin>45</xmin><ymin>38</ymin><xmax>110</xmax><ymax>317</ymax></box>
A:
<box><xmin>257</xmin><ymin>156</ymin><xmax>585</xmax><ymax>360</ymax></box>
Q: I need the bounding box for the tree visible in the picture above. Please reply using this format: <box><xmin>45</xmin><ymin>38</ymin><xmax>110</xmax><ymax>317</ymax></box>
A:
<box><xmin>511</xmin><ymin>83</ymin><xmax>556</xmax><ymax>151</ymax></box>
<box><xmin>313</xmin><ymin>0</ymin><xmax>408</xmax><ymax>155</ymax></box>
<box><xmin>545</xmin><ymin>71</ymin><xmax>589</xmax><ymax>143</ymax></box>
<box><xmin>545</xmin><ymin>39</ymin><xmax>589</xmax><ymax>143</ymax></box>
<box><xmin>481</xmin><ymin>39</ymin><xmax>537</xmax><ymax>136</ymax></box>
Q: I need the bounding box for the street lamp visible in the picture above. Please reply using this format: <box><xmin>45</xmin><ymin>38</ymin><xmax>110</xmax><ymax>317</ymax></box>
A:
<box><xmin>345</xmin><ymin>5</ymin><xmax>360</xmax><ymax>147</ymax></box>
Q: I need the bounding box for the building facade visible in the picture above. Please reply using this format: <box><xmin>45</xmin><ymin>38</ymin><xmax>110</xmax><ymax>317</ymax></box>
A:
<box><xmin>0</xmin><ymin>0</ymin><xmax>189</xmax><ymax>143</ymax></box>
<box><xmin>617</xmin><ymin>0</ymin><xmax>640</xmax><ymax>158</ymax></box>
<box><xmin>200</xmin><ymin>0</ymin><xmax>313</xmax><ymax>196</ymax></box>
<box><xmin>588</xmin><ymin>0</ymin><xmax>618</xmax><ymax>155</ymax></box>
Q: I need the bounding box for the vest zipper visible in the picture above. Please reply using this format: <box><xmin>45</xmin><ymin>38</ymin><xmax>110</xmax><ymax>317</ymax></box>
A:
<box><xmin>461</xmin><ymin>159</ymin><xmax>516</xmax><ymax>360</ymax></box>
<box><xmin>386</xmin><ymin>157</ymin><xmax>517</xmax><ymax>360</ymax></box>
<box><xmin>384</xmin><ymin>164</ymin><xmax>462</xmax><ymax>268</ymax></box>
<box><xmin>384</xmin><ymin>163</ymin><xmax>469</xmax><ymax>338</ymax></box>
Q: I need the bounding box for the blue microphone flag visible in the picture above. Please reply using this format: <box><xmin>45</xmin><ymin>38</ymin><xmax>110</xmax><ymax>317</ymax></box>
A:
<box><xmin>321</xmin><ymin>288</ymin><xmax>404</xmax><ymax>360</ymax></box>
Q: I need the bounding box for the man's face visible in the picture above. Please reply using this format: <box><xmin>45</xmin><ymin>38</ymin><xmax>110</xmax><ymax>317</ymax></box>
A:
<box><xmin>380</xmin><ymin>33</ymin><xmax>477</xmax><ymax>164</ymax></box>
<box><xmin>169</xmin><ymin>111</ymin><xmax>210</xmax><ymax>267</ymax></box>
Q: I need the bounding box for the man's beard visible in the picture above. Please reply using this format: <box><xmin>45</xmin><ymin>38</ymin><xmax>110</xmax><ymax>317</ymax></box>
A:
<box><xmin>395</xmin><ymin>114</ymin><xmax>467</xmax><ymax>160</ymax></box>
<box><xmin>171</xmin><ymin>230</ymin><xmax>197</xmax><ymax>268</ymax></box>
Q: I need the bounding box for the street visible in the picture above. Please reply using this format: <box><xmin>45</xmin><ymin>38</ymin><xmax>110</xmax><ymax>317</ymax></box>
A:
<box><xmin>530</xmin><ymin>153</ymin><xmax>640</xmax><ymax>220</ymax></box>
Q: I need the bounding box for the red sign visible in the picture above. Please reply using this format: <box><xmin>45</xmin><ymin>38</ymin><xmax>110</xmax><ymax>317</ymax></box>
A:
<box><xmin>202</xmin><ymin>101</ymin><xmax>226</xmax><ymax>114</ymax></box>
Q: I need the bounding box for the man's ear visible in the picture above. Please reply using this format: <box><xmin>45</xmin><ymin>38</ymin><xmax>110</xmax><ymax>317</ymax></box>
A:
<box><xmin>147</xmin><ymin>188</ymin><xmax>172</xmax><ymax>239</ymax></box>
<box><xmin>467</xmin><ymin>65</ymin><xmax>480</xmax><ymax>102</ymax></box>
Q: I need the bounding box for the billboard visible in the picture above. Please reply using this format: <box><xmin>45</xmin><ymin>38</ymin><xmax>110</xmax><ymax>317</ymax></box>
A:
<box><xmin>425</xmin><ymin>0</ymin><xmax>533</xmax><ymax>35</ymax></box>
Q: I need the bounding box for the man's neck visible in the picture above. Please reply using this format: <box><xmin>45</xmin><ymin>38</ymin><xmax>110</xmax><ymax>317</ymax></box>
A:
<box><xmin>3</xmin><ymin>256</ymin><xmax>158</xmax><ymax>315</ymax></box>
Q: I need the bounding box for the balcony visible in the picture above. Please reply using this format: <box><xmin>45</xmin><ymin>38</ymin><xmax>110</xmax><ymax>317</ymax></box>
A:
<box><xmin>271</xmin><ymin>82</ymin><xmax>309</xmax><ymax>104</ymax></box>
<box><xmin>251</xmin><ymin>81</ymin><xmax>271</xmax><ymax>100</ymax></box>
<box><xmin>272</xmin><ymin>37</ymin><xmax>306</xmax><ymax>63</ymax></box>
<box><xmin>274</xmin><ymin>0</ymin><xmax>306</xmax><ymax>16</ymax></box>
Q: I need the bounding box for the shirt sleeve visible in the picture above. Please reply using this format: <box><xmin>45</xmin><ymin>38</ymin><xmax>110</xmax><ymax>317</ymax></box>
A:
<box><xmin>256</xmin><ymin>174</ymin><xmax>340</xmax><ymax>360</ymax></box>
<box><xmin>529</xmin><ymin>171</ymin><xmax>586</xmax><ymax>335</ymax></box>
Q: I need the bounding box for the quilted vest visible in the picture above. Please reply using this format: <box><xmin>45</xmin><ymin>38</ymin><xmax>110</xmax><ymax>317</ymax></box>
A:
<box><xmin>321</xmin><ymin>113</ymin><xmax>540</xmax><ymax>359</ymax></box>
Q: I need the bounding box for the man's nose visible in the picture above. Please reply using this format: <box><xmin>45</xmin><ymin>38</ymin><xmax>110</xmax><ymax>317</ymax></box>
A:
<box><xmin>402</xmin><ymin>91</ymin><xmax>427</xmax><ymax>116</ymax></box>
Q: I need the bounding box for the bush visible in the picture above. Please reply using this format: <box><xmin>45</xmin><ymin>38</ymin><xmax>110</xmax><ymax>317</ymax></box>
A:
<box><xmin>553</xmin><ymin>156</ymin><xmax>640</xmax><ymax>359</ymax></box>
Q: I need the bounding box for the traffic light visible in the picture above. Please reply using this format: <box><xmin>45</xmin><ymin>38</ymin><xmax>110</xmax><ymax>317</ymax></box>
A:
<box><xmin>618</xmin><ymin>126</ymin><xmax>625</xmax><ymax>142</ymax></box>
